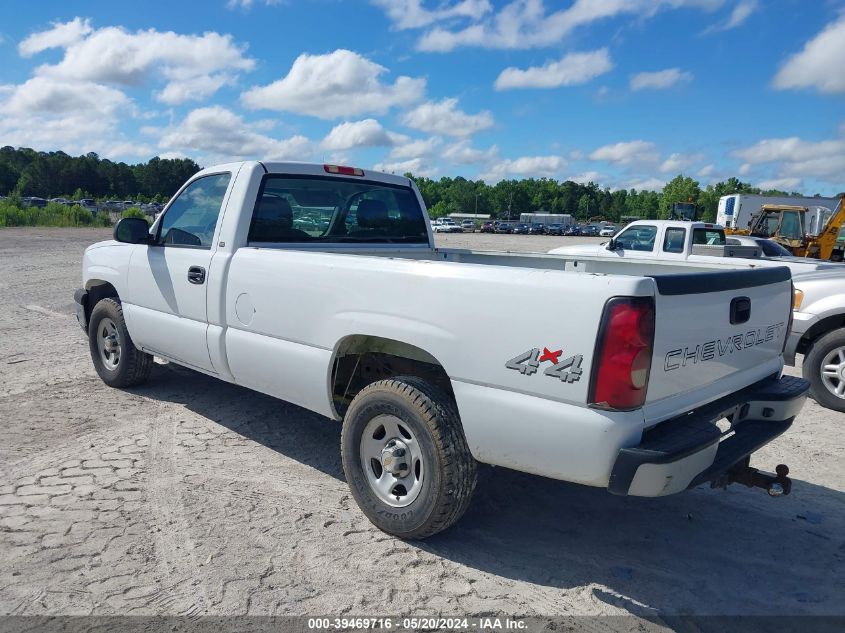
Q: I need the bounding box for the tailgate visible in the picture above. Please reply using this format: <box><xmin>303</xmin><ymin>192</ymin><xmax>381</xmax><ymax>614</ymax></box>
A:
<box><xmin>644</xmin><ymin>267</ymin><xmax>792</xmax><ymax>420</ymax></box>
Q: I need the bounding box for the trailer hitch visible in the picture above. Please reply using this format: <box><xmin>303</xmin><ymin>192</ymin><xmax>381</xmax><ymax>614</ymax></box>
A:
<box><xmin>711</xmin><ymin>459</ymin><xmax>792</xmax><ymax>496</ymax></box>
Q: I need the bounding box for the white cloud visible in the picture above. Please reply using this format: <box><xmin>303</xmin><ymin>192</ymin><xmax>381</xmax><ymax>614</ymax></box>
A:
<box><xmin>442</xmin><ymin>140</ymin><xmax>498</xmax><ymax>164</ymax></box>
<box><xmin>242</xmin><ymin>49</ymin><xmax>425</xmax><ymax>119</ymax></box>
<box><xmin>590</xmin><ymin>140</ymin><xmax>659</xmax><ymax>165</ymax></box>
<box><xmin>630</xmin><ymin>68</ymin><xmax>693</xmax><ymax>91</ymax></box>
<box><xmin>320</xmin><ymin>119</ymin><xmax>408</xmax><ymax>150</ymax></box>
<box><xmin>733</xmin><ymin>133</ymin><xmax>845</xmax><ymax>184</ymax></box>
<box><xmin>416</xmin><ymin>0</ymin><xmax>726</xmax><ymax>52</ymax></box>
<box><xmin>479</xmin><ymin>155</ymin><xmax>566</xmax><ymax>182</ymax></box>
<box><xmin>372</xmin><ymin>0</ymin><xmax>492</xmax><ymax>30</ymax></box>
<box><xmin>389</xmin><ymin>136</ymin><xmax>443</xmax><ymax>159</ymax></box>
<box><xmin>400</xmin><ymin>97</ymin><xmax>493</xmax><ymax>137</ymax></box>
<box><xmin>19</xmin><ymin>19</ymin><xmax>254</xmax><ymax>105</ymax></box>
<box><xmin>773</xmin><ymin>15</ymin><xmax>845</xmax><ymax>94</ymax></box>
<box><xmin>738</xmin><ymin>163</ymin><xmax>752</xmax><ymax>176</ymax></box>
<box><xmin>659</xmin><ymin>152</ymin><xmax>704</xmax><ymax>173</ymax></box>
<box><xmin>19</xmin><ymin>17</ymin><xmax>92</xmax><ymax>56</ymax></box>
<box><xmin>373</xmin><ymin>157</ymin><xmax>437</xmax><ymax>177</ymax></box>
<box><xmin>703</xmin><ymin>0</ymin><xmax>757</xmax><ymax>34</ymax></box>
<box><xmin>156</xmin><ymin>73</ymin><xmax>235</xmax><ymax>105</ymax></box>
<box><xmin>157</xmin><ymin>106</ymin><xmax>311</xmax><ymax>161</ymax></box>
<box><xmin>494</xmin><ymin>48</ymin><xmax>613</xmax><ymax>90</ymax></box>
<box><xmin>566</xmin><ymin>170</ymin><xmax>605</xmax><ymax>184</ymax></box>
<box><xmin>758</xmin><ymin>177</ymin><xmax>801</xmax><ymax>191</ymax></box>
<box><xmin>622</xmin><ymin>177</ymin><xmax>666</xmax><ymax>192</ymax></box>
<box><xmin>226</xmin><ymin>0</ymin><xmax>284</xmax><ymax>9</ymax></box>
<box><xmin>0</xmin><ymin>76</ymin><xmax>143</xmax><ymax>158</ymax></box>
<box><xmin>697</xmin><ymin>164</ymin><xmax>715</xmax><ymax>178</ymax></box>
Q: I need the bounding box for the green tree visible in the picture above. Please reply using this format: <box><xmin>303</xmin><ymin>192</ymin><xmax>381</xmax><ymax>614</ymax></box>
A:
<box><xmin>659</xmin><ymin>174</ymin><xmax>701</xmax><ymax>219</ymax></box>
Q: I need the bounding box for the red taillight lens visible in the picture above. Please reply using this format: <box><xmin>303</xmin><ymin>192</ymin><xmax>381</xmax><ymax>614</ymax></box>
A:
<box><xmin>324</xmin><ymin>164</ymin><xmax>364</xmax><ymax>176</ymax></box>
<box><xmin>589</xmin><ymin>297</ymin><xmax>655</xmax><ymax>410</ymax></box>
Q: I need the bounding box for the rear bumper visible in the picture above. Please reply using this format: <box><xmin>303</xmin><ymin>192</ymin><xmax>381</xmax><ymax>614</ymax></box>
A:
<box><xmin>73</xmin><ymin>288</ymin><xmax>88</xmax><ymax>333</ymax></box>
<box><xmin>608</xmin><ymin>375</ymin><xmax>809</xmax><ymax>497</ymax></box>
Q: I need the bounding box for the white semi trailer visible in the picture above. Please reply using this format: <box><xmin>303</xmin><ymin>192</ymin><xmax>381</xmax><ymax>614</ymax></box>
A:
<box><xmin>718</xmin><ymin>194</ymin><xmax>839</xmax><ymax>231</ymax></box>
<box><xmin>519</xmin><ymin>212</ymin><xmax>573</xmax><ymax>226</ymax></box>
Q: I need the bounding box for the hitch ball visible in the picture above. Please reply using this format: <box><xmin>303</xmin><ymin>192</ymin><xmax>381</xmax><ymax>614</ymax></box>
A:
<box><xmin>768</xmin><ymin>483</ymin><xmax>785</xmax><ymax>497</ymax></box>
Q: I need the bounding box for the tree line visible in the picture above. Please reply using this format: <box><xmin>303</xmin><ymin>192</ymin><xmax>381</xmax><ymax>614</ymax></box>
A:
<box><xmin>411</xmin><ymin>173</ymin><xmax>824</xmax><ymax>224</ymax></box>
<box><xmin>0</xmin><ymin>146</ymin><xmax>832</xmax><ymax>222</ymax></box>
<box><xmin>0</xmin><ymin>147</ymin><xmax>201</xmax><ymax>202</ymax></box>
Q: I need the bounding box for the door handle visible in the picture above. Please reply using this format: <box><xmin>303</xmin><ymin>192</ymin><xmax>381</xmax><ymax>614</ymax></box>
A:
<box><xmin>187</xmin><ymin>266</ymin><xmax>206</xmax><ymax>285</ymax></box>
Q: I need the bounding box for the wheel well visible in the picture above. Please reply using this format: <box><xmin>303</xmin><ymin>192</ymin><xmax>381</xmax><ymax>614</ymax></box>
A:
<box><xmin>84</xmin><ymin>281</ymin><xmax>119</xmax><ymax>323</ymax></box>
<box><xmin>330</xmin><ymin>336</ymin><xmax>453</xmax><ymax>417</ymax></box>
<box><xmin>797</xmin><ymin>314</ymin><xmax>845</xmax><ymax>355</ymax></box>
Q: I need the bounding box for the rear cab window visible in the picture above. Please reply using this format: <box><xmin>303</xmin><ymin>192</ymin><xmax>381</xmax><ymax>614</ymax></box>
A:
<box><xmin>692</xmin><ymin>228</ymin><xmax>726</xmax><ymax>246</ymax></box>
<box><xmin>248</xmin><ymin>175</ymin><xmax>428</xmax><ymax>245</ymax></box>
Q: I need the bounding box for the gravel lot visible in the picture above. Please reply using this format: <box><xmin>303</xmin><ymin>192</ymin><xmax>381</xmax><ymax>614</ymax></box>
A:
<box><xmin>0</xmin><ymin>227</ymin><xmax>843</xmax><ymax>619</ymax></box>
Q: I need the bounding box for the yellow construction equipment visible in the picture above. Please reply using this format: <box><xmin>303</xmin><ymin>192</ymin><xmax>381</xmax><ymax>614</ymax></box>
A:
<box><xmin>806</xmin><ymin>196</ymin><xmax>845</xmax><ymax>261</ymax></box>
<box><xmin>727</xmin><ymin>197</ymin><xmax>845</xmax><ymax>260</ymax></box>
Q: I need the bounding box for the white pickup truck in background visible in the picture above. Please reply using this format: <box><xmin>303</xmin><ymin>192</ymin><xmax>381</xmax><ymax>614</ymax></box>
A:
<box><xmin>75</xmin><ymin>162</ymin><xmax>808</xmax><ymax>538</ymax></box>
<box><xmin>551</xmin><ymin>219</ymin><xmax>845</xmax><ymax>413</ymax></box>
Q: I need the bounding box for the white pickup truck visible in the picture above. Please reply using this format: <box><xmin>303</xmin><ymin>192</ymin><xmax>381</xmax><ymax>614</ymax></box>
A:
<box><xmin>551</xmin><ymin>219</ymin><xmax>845</xmax><ymax>413</ymax></box>
<box><xmin>75</xmin><ymin>162</ymin><xmax>808</xmax><ymax>539</ymax></box>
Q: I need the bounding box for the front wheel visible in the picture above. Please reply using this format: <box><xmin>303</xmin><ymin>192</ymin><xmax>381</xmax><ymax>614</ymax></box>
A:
<box><xmin>803</xmin><ymin>328</ymin><xmax>845</xmax><ymax>412</ymax></box>
<box><xmin>88</xmin><ymin>298</ymin><xmax>153</xmax><ymax>388</ymax></box>
<box><xmin>341</xmin><ymin>376</ymin><xmax>477</xmax><ymax>539</ymax></box>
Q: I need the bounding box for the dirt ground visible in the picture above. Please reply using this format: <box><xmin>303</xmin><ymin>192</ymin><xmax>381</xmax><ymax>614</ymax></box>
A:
<box><xmin>0</xmin><ymin>227</ymin><xmax>843</xmax><ymax>619</ymax></box>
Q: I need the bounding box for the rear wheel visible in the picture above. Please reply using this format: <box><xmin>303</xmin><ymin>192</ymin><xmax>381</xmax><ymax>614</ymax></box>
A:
<box><xmin>341</xmin><ymin>376</ymin><xmax>477</xmax><ymax>539</ymax></box>
<box><xmin>803</xmin><ymin>328</ymin><xmax>845</xmax><ymax>412</ymax></box>
<box><xmin>88</xmin><ymin>298</ymin><xmax>153</xmax><ymax>388</ymax></box>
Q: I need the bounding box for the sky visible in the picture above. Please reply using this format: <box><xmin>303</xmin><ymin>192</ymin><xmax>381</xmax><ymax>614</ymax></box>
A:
<box><xmin>0</xmin><ymin>0</ymin><xmax>843</xmax><ymax>194</ymax></box>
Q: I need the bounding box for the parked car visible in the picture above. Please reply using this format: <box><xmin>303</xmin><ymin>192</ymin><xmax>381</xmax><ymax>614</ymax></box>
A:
<box><xmin>564</xmin><ymin>225</ymin><xmax>582</xmax><ymax>236</ymax></box>
<box><xmin>513</xmin><ymin>223</ymin><xmax>531</xmax><ymax>234</ymax></box>
<box><xmin>727</xmin><ymin>235</ymin><xmax>794</xmax><ymax>257</ymax></box>
<box><xmin>582</xmin><ymin>225</ymin><xmax>600</xmax><ymax>236</ymax></box>
<box><xmin>495</xmin><ymin>222</ymin><xmax>514</xmax><ymax>233</ymax></box>
<box><xmin>545</xmin><ymin>223</ymin><xmax>564</xmax><ymax>236</ymax></box>
<box><xmin>21</xmin><ymin>197</ymin><xmax>47</xmax><ymax>208</ymax></box>
<box><xmin>461</xmin><ymin>220</ymin><xmax>477</xmax><ymax>233</ymax></box>
<box><xmin>599</xmin><ymin>226</ymin><xmax>616</xmax><ymax>237</ymax></box>
<box><xmin>529</xmin><ymin>223</ymin><xmax>545</xmax><ymax>235</ymax></box>
<box><xmin>75</xmin><ymin>160</ymin><xmax>807</xmax><ymax>539</ymax></box>
<box><xmin>480</xmin><ymin>221</ymin><xmax>495</xmax><ymax>233</ymax></box>
<box><xmin>432</xmin><ymin>218</ymin><xmax>462</xmax><ymax>233</ymax></box>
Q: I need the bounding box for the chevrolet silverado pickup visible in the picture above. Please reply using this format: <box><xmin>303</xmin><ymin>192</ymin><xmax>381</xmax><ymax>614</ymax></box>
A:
<box><xmin>550</xmin><ymin>220</ymin><xmax>845</xmax><ymax>413</ymax></box>
<box><xmin>75</xmin><ymin>162</ymin><xmax>808</xmax><ymax>539</ymax></box>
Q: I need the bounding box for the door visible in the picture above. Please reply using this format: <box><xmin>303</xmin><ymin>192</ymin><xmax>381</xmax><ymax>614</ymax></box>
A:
<box><xmin>125</xmin><ymin>172</ymin><xmax>232</xmax><ymax>372</ymax></box>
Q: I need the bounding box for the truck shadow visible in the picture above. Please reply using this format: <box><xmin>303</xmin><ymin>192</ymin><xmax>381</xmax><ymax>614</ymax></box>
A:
<box><xmin>133</xmin><ymin>364</ymin><xmax>845</xmax><ymax>616</ymax></box>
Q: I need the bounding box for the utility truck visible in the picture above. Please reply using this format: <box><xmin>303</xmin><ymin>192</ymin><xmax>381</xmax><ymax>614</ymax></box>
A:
<box><xmin>75</xmin><ymin>162</ymin><xmax>807</xmax><ymax>538</ymax></box>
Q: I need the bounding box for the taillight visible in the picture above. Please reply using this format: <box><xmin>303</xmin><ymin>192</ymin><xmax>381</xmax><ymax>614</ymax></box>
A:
<box><xmin>324</xmin><ymin>164</ymin><xmax>364</xmax><ymax>176</ymax></box>
<box><xmin>589</xmin><ymin>296</ymin><xmax>655</xmax><ymax>410</ymax></box>
<box><xmin>784</xmin><ymin>281</ymin><xmax>795</xmax><ymax>354</ymax></box>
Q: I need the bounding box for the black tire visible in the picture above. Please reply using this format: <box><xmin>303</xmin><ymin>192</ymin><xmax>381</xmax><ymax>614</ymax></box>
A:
<box><xmin>88</xmin><ymin>298</ymin><xmax>153</xmax><ymax>388</ymax></box>
<box><xmin>341</xmin><ymin>376</ymin><xmax>477</xmax><ymax>539</ymax></box>
<box><xmin>803</xmin><ymin>328</ymin><xmax>845</xmax><ymax>412</ymax></box>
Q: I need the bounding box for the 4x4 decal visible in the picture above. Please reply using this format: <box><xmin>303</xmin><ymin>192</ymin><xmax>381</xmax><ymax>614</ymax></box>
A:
<box><xmin>506</xmin><ymin>347</ymin><xmax>583</xmax><ymax>383</ymax></box>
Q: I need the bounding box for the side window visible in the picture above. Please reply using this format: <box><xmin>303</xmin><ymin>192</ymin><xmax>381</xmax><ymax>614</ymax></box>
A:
<box><xmin>157</xmin><ymin>173</ymin><xmax>231</xmax><ymax>248</ymax></box>
<box><xmin>616</xmin><ymin>225</ymin><xmax>657</xmax><ymax>251</ymax></box>
<box><xmin>662</xmin><ymin>227</ymin><xmax>686</xmax><ymax>253</ymax></box>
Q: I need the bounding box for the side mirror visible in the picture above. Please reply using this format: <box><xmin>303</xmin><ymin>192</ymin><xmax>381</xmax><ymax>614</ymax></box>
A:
<box><xmin>606</xmin><ymin>237</ymin><xmax>617</xmax><ymax>250</ymax></box>
<box><xmin>114</xmin><ymin>217</ymin><xmax>151</xmax><ymax>244</ymax></box>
